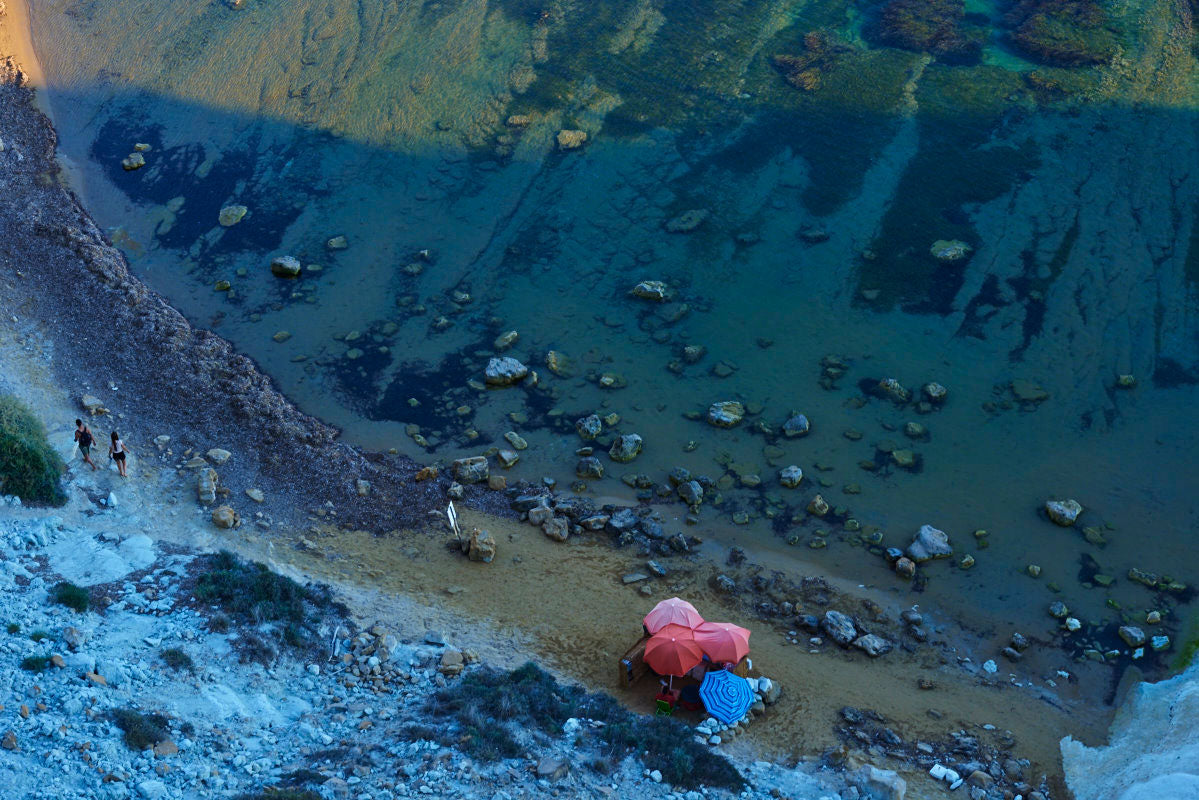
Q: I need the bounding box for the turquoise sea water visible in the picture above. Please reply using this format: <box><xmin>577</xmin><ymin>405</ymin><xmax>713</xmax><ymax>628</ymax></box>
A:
<box><xmin>27</xmin><ymin>0</ymin><xmax>1199</xmax><ymax>678</ymax></box>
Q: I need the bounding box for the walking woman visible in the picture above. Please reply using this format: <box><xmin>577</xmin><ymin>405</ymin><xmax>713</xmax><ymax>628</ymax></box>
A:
<box><xmin>73</xmin><ymin>419</ymin><xmax>98</xmax><ymax>470</ymax></box>
<box><xmin>108</xmin><ymin>431</ymin><xmax>129</xmax><ymax>478</ymax></box>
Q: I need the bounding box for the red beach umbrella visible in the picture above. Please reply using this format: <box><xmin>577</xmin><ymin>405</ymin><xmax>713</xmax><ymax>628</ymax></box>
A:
<box><xmin>693</xmin><ymin>621</ymin><xmax>752</xmax><ymax>664</ymax></box>
<box><xmin>644</xmin><ymin>624</ymin><xmax>705</xmax><ymax>677</ymax></box>
<box><xmin>643</xmin><ymin>597</ymin><xmax>704</xmax><ymax>634</ymax></box>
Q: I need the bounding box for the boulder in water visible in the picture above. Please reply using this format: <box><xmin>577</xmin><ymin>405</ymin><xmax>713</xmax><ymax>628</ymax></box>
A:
<box><xmin>907</xmin><ymin>524</ymin><xmax>952</xmax><ymax>562</ymax></box>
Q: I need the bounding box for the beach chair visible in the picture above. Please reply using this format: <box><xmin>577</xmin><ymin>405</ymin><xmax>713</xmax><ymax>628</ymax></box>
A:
<box><xmin>655</xmin><ymin>698</ymin><xmax>674</xmax><ymax>716</ymax></box>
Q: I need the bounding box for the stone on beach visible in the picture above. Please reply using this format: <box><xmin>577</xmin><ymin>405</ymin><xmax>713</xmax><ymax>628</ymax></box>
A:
<box><xmin>853</xmin><ymin>634</ymin><xmax>894</xmax><ymax>658</ymax></box>
<box><xmin>211</xmin><ymin>505</ymin><xmax>239</xmax><ymax>529</ymax></box>
<box><xmin>205</xmin><ymin>448</ymin><xmax>231</xmax><ymax>464</ymax></box>
<box><xmin>575</xmin><ymin>414</ymin><xmax>602</xmax><ymax>440</ymax></box>
<box><xmin>80</xmin><ymin>394</ymin><xmax>107</xmax><ymax>415</ymax></box>
<box><xmin>852</xmin><ymin>764</ymin><xmax>906</xmax><ymax>800</ymax></box>
<box><xmin>451</xmin><ymin>456</ymin><xmax>489</xmax><ymax>484</ymax></box>
<box><xmin>907</xmin><ymin>525</ymin><xmax>952</xmax><ymax>562</ymax></box>
<box><xmin>1046</xmin><ymin>498</ymin><xmax>1082</xmax><ymax>526</ymax></box>
<box><xmin>196</xmin><ymin>468</ymin><xmax>218</xmax><ymax>505</ymax></box>
<box><xmin>822</xmin><ymin>610</ymin><xmax>857</xmax><ymax>646</ymax></box>
<box><xmin>465</xmin><ymin>528</ymin><xmax>496</xmax><ymax>563</ymax></box>
<box><xmin>484</xmin><ymin>357</ymin><xmax>528</xmax><ymax>386</ymax></box>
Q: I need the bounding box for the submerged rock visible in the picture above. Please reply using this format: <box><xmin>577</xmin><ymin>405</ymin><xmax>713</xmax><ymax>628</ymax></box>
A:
<box><xmin>779</xmin><ymin>466</ymin><xmax>804</xmax><ymax>488</ymax></box>
<box><xmin>575</xmin><ymin>457</ymin><xmax>604</xmax><ymax>479</ymax></box>
<box><xmin>664</xmin><ymin>209</ymin><xmax>710</xmax><ymax>233</ymax></box>
<box><xmin>556</xmin><ymin>129</ymin><xmax>587</xmax><ymax>150</ymax></box>
<box><xmin>575</xmin><ymin>414</ymin><xmax>602</xmax><ymax>441</ymax></box>
<box><xmin>631</xmin><ymin>280</ymin><xmax>672</xmax><ymax>302</ymax></box>
<box><xmin>270</xmin><ymin>256</ymin><xmax>302</xmax><ymax>278</ymax></box>
<box><xmin>121</xmin><ymin>152</ymin><xmax>145</xmax><ymax>170</ymax></box>
<box><xmin>907</xmin><ymin>524</ymin><xmax>952</xmax><ymax>562</ymax></box>
<box><xmin>484</xmin><ymin>357</ymin><xmax>528</xmax><ymax>386</ymax></box>
<box><xmin>218</xmin><ymin>205</ymin><xmax>247</xmax><ymax>226</ymax></box>
<box><xmin>707</xmin><ymin>400</ymin><xmax>745</xmax><ymax>427</ymax></box>
<box><xmin>609</xmin><ymin>434</ymin><xmax>643</xmax><ymax>463</ymax></box>
<box><xmin>1046</xmin><ymin>498</ymin><xmax>1082</xmax><ymax>526</ymax></box>
<box><xmin>782</xmin><ymin>413</ymin><xmax>810</xmax><ymax>437</ymax></box>
<box><xmin>930</xmin><ymin>239</ymin><xmax>972</xmax><ymax>262</ymax></box>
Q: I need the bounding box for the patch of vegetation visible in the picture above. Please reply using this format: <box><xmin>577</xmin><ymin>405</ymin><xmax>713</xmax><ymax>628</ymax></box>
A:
<box><xmin>234</xmin><ymin>633</ymin><xmax>277</xmax><ymax>667</ymax></box>
<box><xmin>20</xmin><ymin>655</ymin><xmax>52</xmax><ymax>672</ymax></box>
<box><xmin>1172</xmin><ymin>610</ymin><xmax>1199</xmax><ymax>672</ymax></box>
<box><xmin>49</xmin><ymin>581</ymin><xmax>90</xmax><ymax>613</ymax></box>
<box><xmin>1002</xmin><ymin>0</ymin><xmax>1119</xmax><ymax>66</ymax></box>
<box><xmin>160</xmin><ymin>647</ymin><xmax>194</xmax><ymax>672</ymax></box>
<box><xmin>235</xmin><ymin>791</ymin><xmax>321</xmax><ymax>800</ymax></box>
<box><xmin>430</xmin><ymin>663</ymin><xmax>744</xmax><ymax>791</ymax></box>
<box><xmin>29</xmin><ymin>630</ymin><xmax>50</xmax><ymax>642</ymax></box>
<box><xmin>109</xmin><ymin>708</ymin><xmax>170</xmax><ymax>751</ymax></box>
<box><xmin>193</xmin><ymin>551</ymin><xmax>337</xmax><ymax>654</ymax></box>
<box><xmin>0</xmin><ymin>395</ymin><xmax>66</xmax><ymax>506</ymax></box>
<box><xmin>865</xmin><ymin>0</ymin><xmax>987</xmax><ymax>65</ymax></box>
<box><xmin>6</xmin><ymin>622</ymin><xmax>19</xmax><ymax>634</ymax></box>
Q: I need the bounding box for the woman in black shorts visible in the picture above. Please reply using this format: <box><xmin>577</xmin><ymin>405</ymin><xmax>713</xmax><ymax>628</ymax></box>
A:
<box><xmin>109</xmin><ymin>431</ymin><xmax>129</xmax><ymax>478</ymax></box>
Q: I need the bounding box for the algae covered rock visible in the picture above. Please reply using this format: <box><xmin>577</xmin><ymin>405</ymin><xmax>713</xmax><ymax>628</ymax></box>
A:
<box><xmin>218</xmin><ymin>205</ymin><xmax>247</xmax><ymax>226</ymax></box>
<box><xmin>556</xmin><ymin>129</ymin><xmax>587</xmax><ymax>150</ymax></box>
<box><xmin>270</xmin><ymin>256</ymin><xmax>302</xmax><ymax>278</ymax></box>
<box><xmin>929</xmin><ymin>239</ymin><xmax>972</xmax><ymax>262</ymax></box>
<box><xmin>608</xmin><ymin>434</ymin><xmax>643</xmax><ymax>463</ymax></box>
<box><xmin>707</xmin><ymin>400</ymin><xmax>745</xmax><ymax>428</ymax></box>
<box><xmin>631</xmin><ymin>280</ymin><xmax>672</xmax><ymax>302</ymax></box>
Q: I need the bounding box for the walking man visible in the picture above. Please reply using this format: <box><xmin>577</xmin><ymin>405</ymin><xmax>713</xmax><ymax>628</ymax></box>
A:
<box><xmin>74</xmin><ymin>419</ymin><xmax>97</xmax><ymax>470</ymax></box>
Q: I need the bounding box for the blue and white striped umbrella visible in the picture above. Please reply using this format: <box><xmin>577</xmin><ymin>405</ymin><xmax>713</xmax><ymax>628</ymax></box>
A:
<box><xmin>699</xmin><ymin>669</ymin><xmax>754</xmax><ymax>724</ymax></box>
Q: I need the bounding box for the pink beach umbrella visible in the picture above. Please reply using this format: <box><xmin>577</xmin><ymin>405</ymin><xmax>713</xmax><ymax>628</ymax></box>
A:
<box><xmin>643</xmin><ymin>597</ymin><xmax>704</xmax><ymax>634</ymax></box>
<box><xmin>644</xmin><ymin>624</ymin><xmax>705</xmax><ymax>678</ymax></box>
<box><xmin>693</xmin><ymin>621</ymin><xmax>751</xmax><ymax>665</ymax></box>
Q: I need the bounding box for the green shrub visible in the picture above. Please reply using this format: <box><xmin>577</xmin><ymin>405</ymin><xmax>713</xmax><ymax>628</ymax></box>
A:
<box><xmin>29</xmin><ymin>630</ymin><xmax>50</xmax><ymax>642</ymax></box>
<box><xmin>235</xmin><ymin>790</ymin><xmax>322</xmax><ymax>800</ymax></box>
<box><xmin>0</xmin><ymin>395</ymin><xmax>66</xmax><ymax>506</ymax></box>
<box><xmin>20</xmin><ymin>655</ymin><xmax>52</xmax><ymax>672</ymax></box>
<box><xmin>109</xmin><ymin>708</ymin><xmax>170</xmax><ymax>751</ymax></box>
<box><xmin>6</xmin><ymin>622</ymin><xmax>19</xmax><ymax>634</ymax></box>
<box><xmin>50</xmin><ymin>581</ymin><xmax>89</xmax><ymax>613</ymax></box>
<box><xmin>193</xmin><ymin>551</ymin><xmax>336</xmax><ymax>653</ymax></box>
<box><xmin>430</xmin><ymin>663</ymin><xmax>744</xmax><ymax>790</ymax></box>
<box><xmin>160</xmin><ymin>648</ymin><xmax>194</xmax><ymax>672</ymax></box>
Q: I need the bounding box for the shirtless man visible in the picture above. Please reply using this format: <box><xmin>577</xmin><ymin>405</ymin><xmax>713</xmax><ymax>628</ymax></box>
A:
<box><xmin>73</xmin><ymin>418</ymin><xmax>97</xmax><ymax>470</ymax></box>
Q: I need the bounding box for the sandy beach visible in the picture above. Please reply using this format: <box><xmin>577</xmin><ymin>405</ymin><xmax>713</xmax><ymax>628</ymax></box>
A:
<box><xmin>4</xmin><ymin>1</ymin><xmax>1197</xmax><ymax>798</ymax></box>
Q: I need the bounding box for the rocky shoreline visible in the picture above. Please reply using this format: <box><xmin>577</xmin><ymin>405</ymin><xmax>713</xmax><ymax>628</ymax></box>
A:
<box><xmin>0</xmin><ymin>54</ymin><xmax>514</xmax><ymax>538</ymax></box>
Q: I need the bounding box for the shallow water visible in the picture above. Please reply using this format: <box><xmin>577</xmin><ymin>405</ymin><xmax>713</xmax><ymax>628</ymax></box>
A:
<box><xmin>27</xmin><ymin>0</ymin><xmax>1199</xmax><ymax>706</ymax></box>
